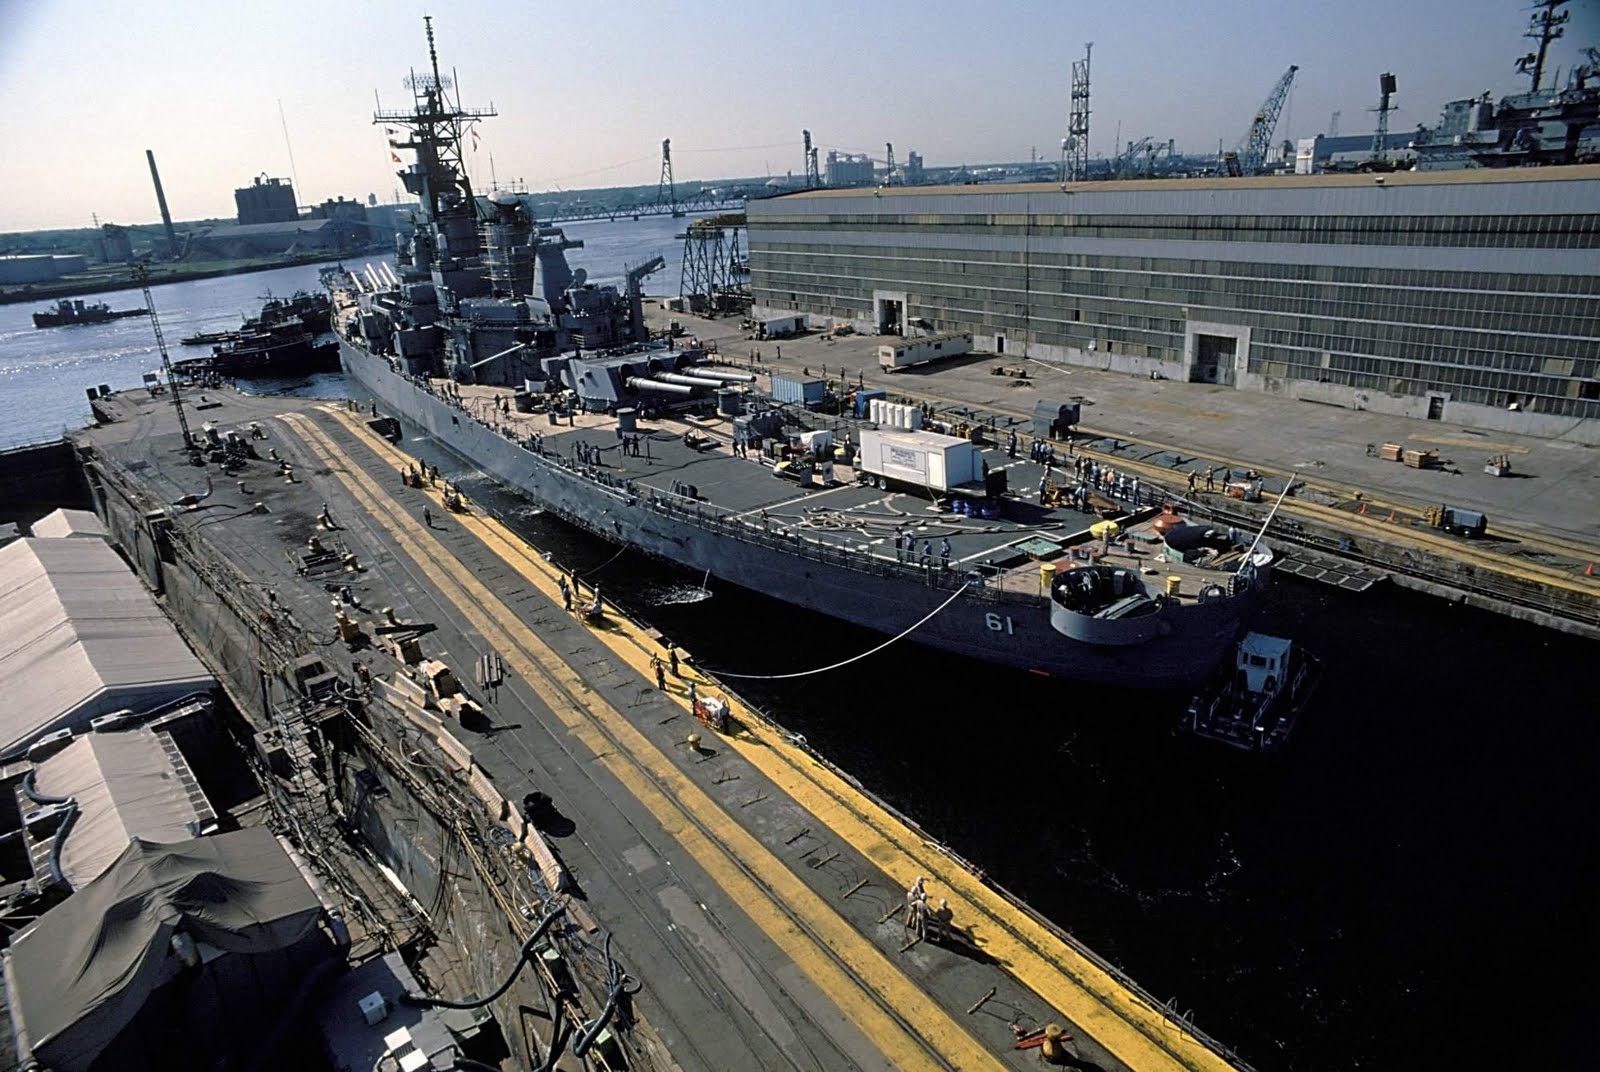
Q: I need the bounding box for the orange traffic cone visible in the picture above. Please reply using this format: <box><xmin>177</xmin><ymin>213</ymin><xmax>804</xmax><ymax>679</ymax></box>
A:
<box><xmin>1586</xmin><ymin>562</ymin><xmax>1594</xmax><ymax>578</ymax></box>
<box><xmin>1386</xmin><ymin>511</ymin><xmax>1396</xmax><ymax>523</ymax></box>
<box><xmin>1358</xmin><ymin>503</ymin><xmax>1368</xmax><ymax>516</ymax></box>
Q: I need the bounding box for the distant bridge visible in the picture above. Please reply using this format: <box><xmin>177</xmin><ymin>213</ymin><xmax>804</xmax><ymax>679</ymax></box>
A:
<box><xmin>535</xmin><ymin>189</ymin><xmax>757</xmax><ymax>226</ymax></box>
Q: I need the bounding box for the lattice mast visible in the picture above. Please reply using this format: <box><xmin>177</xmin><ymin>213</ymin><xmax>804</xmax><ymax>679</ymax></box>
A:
<box><xmin>1063</xmin><ymin>43</ymin><xmax>1092</xmax><ymax>182</ymax></box>
<box><xmin>657</xmin><ymin>139</ymin><xmax>677</xmax><ymax>209</ymax></box>
<box><xmin>373</xmin><ymin>16</ymin><xmax>496</xmax><ymax>222</ymax></box>
<box><xmin>1371</xmin><ymin>73</ymin><xmax>1397</xmax><ymax>162</ymax></box>
<box><xmin>803</xmin><ymin>131</ymin><xmax>821</xmax><ymax>188</ymax></box>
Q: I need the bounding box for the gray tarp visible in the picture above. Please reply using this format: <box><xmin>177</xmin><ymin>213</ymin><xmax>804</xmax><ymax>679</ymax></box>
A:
<box><xmin>11</xmin><ymin>827</ymin><xmax>323</xmax><ymax>1072</ymax></box>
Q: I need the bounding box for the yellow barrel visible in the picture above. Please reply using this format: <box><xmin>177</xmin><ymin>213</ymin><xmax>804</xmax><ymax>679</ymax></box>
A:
<box><xmin>1166</xmin><ymin>575</ymin><xmax>1182</xmax><ymax>597</ymax></box>
<box><xmin>1040</xmin><ymin>562</ymin><xmax>1057</xmax><ymax>589</ymax></box>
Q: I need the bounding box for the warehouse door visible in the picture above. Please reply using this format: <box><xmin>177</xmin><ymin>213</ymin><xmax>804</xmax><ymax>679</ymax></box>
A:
<box><xmin>1194</xmin><ymin>334</ymin><xmax>1237</xmax><ymax>385</ymax></box>
<box><xmin>877</xmin><ymin>298</ymin><xmax>903</xmax><ymax>335</ymax></box>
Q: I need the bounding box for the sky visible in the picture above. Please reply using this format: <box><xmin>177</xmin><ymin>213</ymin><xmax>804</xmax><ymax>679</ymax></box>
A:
<box><xmin>1</xmin><ymin>0</ymin><xmax>1596</xmax><ymax>232</ymax></box>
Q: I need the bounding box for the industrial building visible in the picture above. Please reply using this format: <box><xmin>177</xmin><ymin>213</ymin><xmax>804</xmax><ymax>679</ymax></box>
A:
<box><xmin>747</xmin><ymin>165</ymin><xmax>1600</xmax><ymax>441</ymax></box>
<box><xmin>234</xmin><ymin>175</ymin><xmax>299</xmax><ymax>225</ymax></box>
<box><xmin>824</xmin><ymin>150</ymin><xmax>876</xmax><ymax>187</ymax></box>
<box><xmin>187</xmin><ymin>217</ymin><xmax>364</xmax><ymax>259</ymax></box>
<box><xmin>0</xmin><ymin>254</ymin><xmax>87</xmax><ymax>285</ymax></box>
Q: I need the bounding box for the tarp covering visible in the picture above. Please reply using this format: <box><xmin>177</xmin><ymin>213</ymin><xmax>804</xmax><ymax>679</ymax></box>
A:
<box><xmin>33</xmin><ymin>732</ymin><xmax>209</xmax><ymax>889</ymax></box>
<box><xmin>0</xmin><ymin>538</ymin><xmax>214</xmax><ymax>753</ymax></box>
<box><xmin>10</xmin><ymin>828</ymin><xmax>324</xmax><ymax>1072</ymax></box>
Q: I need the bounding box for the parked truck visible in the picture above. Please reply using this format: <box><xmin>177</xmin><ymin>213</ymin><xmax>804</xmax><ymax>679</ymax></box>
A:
<box><xmin>856</xmin><ymin>428</ymin><xmax>983</xmax><ymax>492</ymax></box>
<box><xmin>877</xmin><ymin>332</ymin><xmax>973</xmax><ymax>372</ymax></box>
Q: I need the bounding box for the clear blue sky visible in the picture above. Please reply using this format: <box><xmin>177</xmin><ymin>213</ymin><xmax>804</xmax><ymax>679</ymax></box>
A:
<box><xmin>1</xmin><ymin>0</ymin><xmax>1595</xmax><ymax>231</ymax></box>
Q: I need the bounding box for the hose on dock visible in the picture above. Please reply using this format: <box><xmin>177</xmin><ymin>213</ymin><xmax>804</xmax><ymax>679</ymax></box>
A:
<box><xmin>401</xmin><ymin>902</ymin><xmax>566</xmax><ymax>1009</ymax></box>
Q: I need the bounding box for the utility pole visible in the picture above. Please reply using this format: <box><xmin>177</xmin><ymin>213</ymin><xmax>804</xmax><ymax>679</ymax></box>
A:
<box><xmin>1329</xmin><ymin>110</ymin><xmax>1341</xmax><ymax>137</ymax></box>
<box><xmin>132</xmin><ymin>263</ymin><xmax>194</xmax><ymax>454</ymax></box>
<box><xmin>1516</xmin><ymin>0</ymin><xmax>1569</xmax><ymax>91</ymax></box>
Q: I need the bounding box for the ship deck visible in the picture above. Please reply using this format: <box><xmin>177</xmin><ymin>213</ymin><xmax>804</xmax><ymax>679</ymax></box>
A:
<box><xmin>435</xmin><ymin>377</ymin><xmax>1256</xmax><ymax>605</ymax></box>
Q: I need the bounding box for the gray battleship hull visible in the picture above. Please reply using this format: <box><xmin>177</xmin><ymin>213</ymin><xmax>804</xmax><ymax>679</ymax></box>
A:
<box><xmin>339</xmin><ymin>338</ymin><xmax>1252</xmax><ymax>687</ymax></box>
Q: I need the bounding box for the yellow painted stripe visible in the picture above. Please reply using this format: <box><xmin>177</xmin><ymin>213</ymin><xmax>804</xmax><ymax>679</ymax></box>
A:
<box><xmin>317</xmin><ymin>405</ymin><xmax>1237</xmax><ymax>1071</ymax></box>
<box><xmin>280</xmin><ymin>411</ymin><xmax>1002</xmax><ymax>1072</ymax></box>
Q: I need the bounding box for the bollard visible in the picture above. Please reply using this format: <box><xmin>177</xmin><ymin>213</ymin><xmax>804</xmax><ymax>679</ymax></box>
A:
<box><xmin>686</xmin><ymin>733</ymin><xmax>702</xmax><ymax>752</ymax></box>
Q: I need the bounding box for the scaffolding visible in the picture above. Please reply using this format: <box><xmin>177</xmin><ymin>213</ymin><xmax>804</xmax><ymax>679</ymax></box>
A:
<box><xmin>679</xmin><ymin>215</ymin><xmax>749</xmax><ymax>316</ymax></box>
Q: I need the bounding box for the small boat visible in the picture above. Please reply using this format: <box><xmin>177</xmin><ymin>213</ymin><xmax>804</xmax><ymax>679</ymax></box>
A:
<box><xmin>32</xmin><ymin>298</ymin><xmax>146</xmax><ymax>328</ymax></box>
<box><xmin>1184</xmin><ymin>632</ymin><xmax>1322</xmax><ymax>752</ymax></box>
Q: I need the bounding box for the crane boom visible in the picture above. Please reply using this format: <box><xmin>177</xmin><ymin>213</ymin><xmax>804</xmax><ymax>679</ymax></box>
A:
<box><xmin>1240</xmin><ymin>65</ymin><xmax>1298</xmax><ymax>175</ymax></box>
<box><xmin>131</xmin><ymin>263</ymin><xmax>195</xmax><ymax>453</ymax></box>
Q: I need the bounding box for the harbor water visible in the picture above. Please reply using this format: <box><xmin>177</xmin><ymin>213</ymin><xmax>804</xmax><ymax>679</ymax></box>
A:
<box><xmin>2</xmin><ymin>219</ymin><xmax>1593</xmax><ymax>1069</ymax></box>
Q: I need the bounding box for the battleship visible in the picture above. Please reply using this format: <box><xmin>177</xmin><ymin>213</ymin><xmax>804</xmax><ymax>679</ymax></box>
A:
<box><xmin>31</xmin><ymin>298</ymin><xmax>146</xmax><ymax>329</ymax></box>
<box><xmin>327</xmin><ymin>20</ymin><xmax>1272</xmax><ymax>689</ymax></box>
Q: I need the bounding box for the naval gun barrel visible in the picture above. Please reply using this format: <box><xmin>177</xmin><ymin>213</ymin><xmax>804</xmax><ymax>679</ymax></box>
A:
<box><xmin>680</xmin><ymin>368</ymin><xmax>756</xmax><ymax>384</ymax></box>
<box><xmin>626</xmin><ymin>377</ymin><xmax>694</xmax><ymax>396</ymax></box>
<box><xmin>654</xmin><ymin>372</ymin><xmax>728</xmax><ymax>390</ymax></box>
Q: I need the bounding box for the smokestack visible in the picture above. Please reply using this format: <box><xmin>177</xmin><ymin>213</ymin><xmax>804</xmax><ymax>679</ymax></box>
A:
<box><xmin>146</xmin><ymin>149</ymin><xmax>177</xmax><ymax>256</ymax></box>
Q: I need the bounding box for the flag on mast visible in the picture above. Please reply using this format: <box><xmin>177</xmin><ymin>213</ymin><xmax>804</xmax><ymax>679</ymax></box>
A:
<box><xmin>390</xmin><ymin>151</ymin><xmax>401</xmax><ymax>163</ymax></box>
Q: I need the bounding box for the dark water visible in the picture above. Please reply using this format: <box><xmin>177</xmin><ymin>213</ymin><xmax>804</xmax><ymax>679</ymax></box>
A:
<box><xmin>420</xmin><ymin>444</ymin><xmax>1597</xmax><ymax>1072</ymax></box>
<box><xmin>6</xmin><ymin>226</ymin><xmax>1593</xmax><ymax>1069</ymax></box>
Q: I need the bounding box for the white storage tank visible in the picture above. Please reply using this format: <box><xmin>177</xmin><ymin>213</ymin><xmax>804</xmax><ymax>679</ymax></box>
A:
<box><xmin>870</xmin><ymin>399</ymin><xmax>884</xmax><ymax>424</ymax></box>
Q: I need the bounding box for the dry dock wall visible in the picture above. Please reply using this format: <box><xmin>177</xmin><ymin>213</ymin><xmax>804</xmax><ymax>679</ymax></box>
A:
<box><xmin>0</xmin><ymin>440</ymin><xmax>90</xmax><ymax>526</ymax></box>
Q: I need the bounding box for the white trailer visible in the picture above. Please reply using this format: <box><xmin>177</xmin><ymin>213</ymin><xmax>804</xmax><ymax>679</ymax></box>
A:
<box><xmin>856</xmin><ymin>429</ymin><xmax>983</xmax><ymax>492</ymax></box>
<box><xmin>759</xmin><ymin>314</ymin><xmax>807</xmax><ymax>339</ymax></box>
<box><xmin>877</xmin><ymin>332</ymin><xmax>972</xmax><ymax>372</ymax></box>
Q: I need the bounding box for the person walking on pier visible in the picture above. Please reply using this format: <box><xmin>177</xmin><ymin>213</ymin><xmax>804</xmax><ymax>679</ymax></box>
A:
<box><xmin>1205</xmin><ymin>465</ymin><xmax>1216</xmax><ymax>492</ymax></box>
<box><xmin>941</xmin><ymin>538</ymin><xmax>952</xmax><ymax>568</ymax></box>
<box><xmin>1007</xmin><ymin>430</ymin><xmax>1018</xmax><ymax>458</ymax></box>
<box><xmin>921</xmin><ymin>541</ymin><xmax>932</xmax><ymax>567</ymax></box>
<box><xmin>669</xmin><ymin>648</ymin><xmax>680</xmax><ymax>678</ymax></box>
<box><xmin>1187</xmin><ymin>469</ymin><xmax>1198</xmax><ymax>494</ymax></box>
<box><xmin>559</xmin><ymin>575</ymin><xmax>572</xmax><ymax>611</ymax></box>
<box><xmin>422</xmin><ymin>506</ymin><xmax>433</xmax><ymax>528</ymax></box>
<box><xmin>652</xmin><ymin>654</ymin><xmax>666</xmax><ymax>691</ymax></box>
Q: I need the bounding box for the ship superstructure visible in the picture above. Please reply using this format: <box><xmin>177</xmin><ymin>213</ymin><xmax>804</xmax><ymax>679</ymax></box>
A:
<box><xmin>359</xmin><ymin>18</ymin><xmax>658</xmax><ymax>391</ymax></box>
<box><xmin>330</xmin><ymin>20</ymin><xmax>1273</xmax><ymax>689</ymax></box>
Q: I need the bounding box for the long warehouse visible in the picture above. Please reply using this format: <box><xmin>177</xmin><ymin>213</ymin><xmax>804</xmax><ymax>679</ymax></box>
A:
<box><xmin>746</xmin><ymin>165</ymin><xmax>1600</xmax><ymax>443</ymax></box>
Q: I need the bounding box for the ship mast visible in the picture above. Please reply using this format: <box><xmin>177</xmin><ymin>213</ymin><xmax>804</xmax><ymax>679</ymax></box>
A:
<box><xmin>373</xmin><ymin>16</ymin><xmax>495</xmax><ymax>222</ymax></box>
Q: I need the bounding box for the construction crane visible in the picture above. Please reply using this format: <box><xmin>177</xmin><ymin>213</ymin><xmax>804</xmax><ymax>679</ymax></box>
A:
<box><xmin>1226</xmin><ymin>64</ymin><xmax>1298</xmax><ymax>176</ymax></box>
<box><xmin>132</xmin><ymin>262</ymin><xmax>195</xmax><ymax>455</ymax></box>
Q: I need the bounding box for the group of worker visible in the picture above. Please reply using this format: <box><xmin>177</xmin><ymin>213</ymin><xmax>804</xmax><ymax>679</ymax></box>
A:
<box><xmin>891</xmin><ymin>526</ymin><xmax>953</xmax><ymax>568</ymax></box>
<box><xmin>620</xmin><ymin>434</ymin><xmax>646</xmax><ymax>458</ymax></box>
<box><xmin>903</xmin><ymin>876</ymin><xmax>953</xmax><ymax>943</ymax></box>
<box><xmin>1185</xmin><ymin>464</ymin><xmax>1234</xmax><ymax>495</ymax></box>
<box><xmin>648</xmin><ymin>646</ymin><xmax>683</xmax><ymax>691</ymax></box>
<box><xmin>573</xmin><ymin>440</ymin><xmax>606</xmax><ymax>467</ymax></box>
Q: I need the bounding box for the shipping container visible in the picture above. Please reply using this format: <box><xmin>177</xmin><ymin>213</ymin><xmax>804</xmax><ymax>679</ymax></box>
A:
<box><xmin>877</xmin><ymin>332</ymin><xmax>973</xmax><ymax>371</ymax></box>
<box><xmin>857</xmin><ymin>429</ymin><xmax>983</xmax><ymax>492</ymax></box>
<box><xmin>771</xmin><ymin>376</ymin><xmax>826</xmax><ymax>407</ymax></box>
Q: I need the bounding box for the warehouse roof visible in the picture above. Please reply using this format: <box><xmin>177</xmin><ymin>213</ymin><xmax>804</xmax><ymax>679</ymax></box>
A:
<box><xmin>9</xmin><ymin>828</ymin><xmax>324</xmax><ymax>1072</ymax></box>
<box><xmin>763</xmin><ymin>162</ymin><xmax>1600</xmax><ymax>201</ymax></box>
<box><xmin>0</xmin><ymin>539</ymin><xmax>214</xmax><ymax>752</ymax></box>
<box><xmin>29</xmin><ymin>508</ymin><xmax>107</xmax><ymax>539</ymax></box>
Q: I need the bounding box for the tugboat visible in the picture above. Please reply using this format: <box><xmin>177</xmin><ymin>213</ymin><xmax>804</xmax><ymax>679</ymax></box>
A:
<box><xmin>1184</xmin><ymin>632</ymin><xmax>1322</xmax><ymax>752</ymax></box>
<box><xmin>31</xmin><ymin>297</ymin><xmax>147</xmax><ymax>328</ymax></box>
<box><xmin>199</xmin><ymin>291</ymin><xmax>339</xmax><ymax>376</ymax></box>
